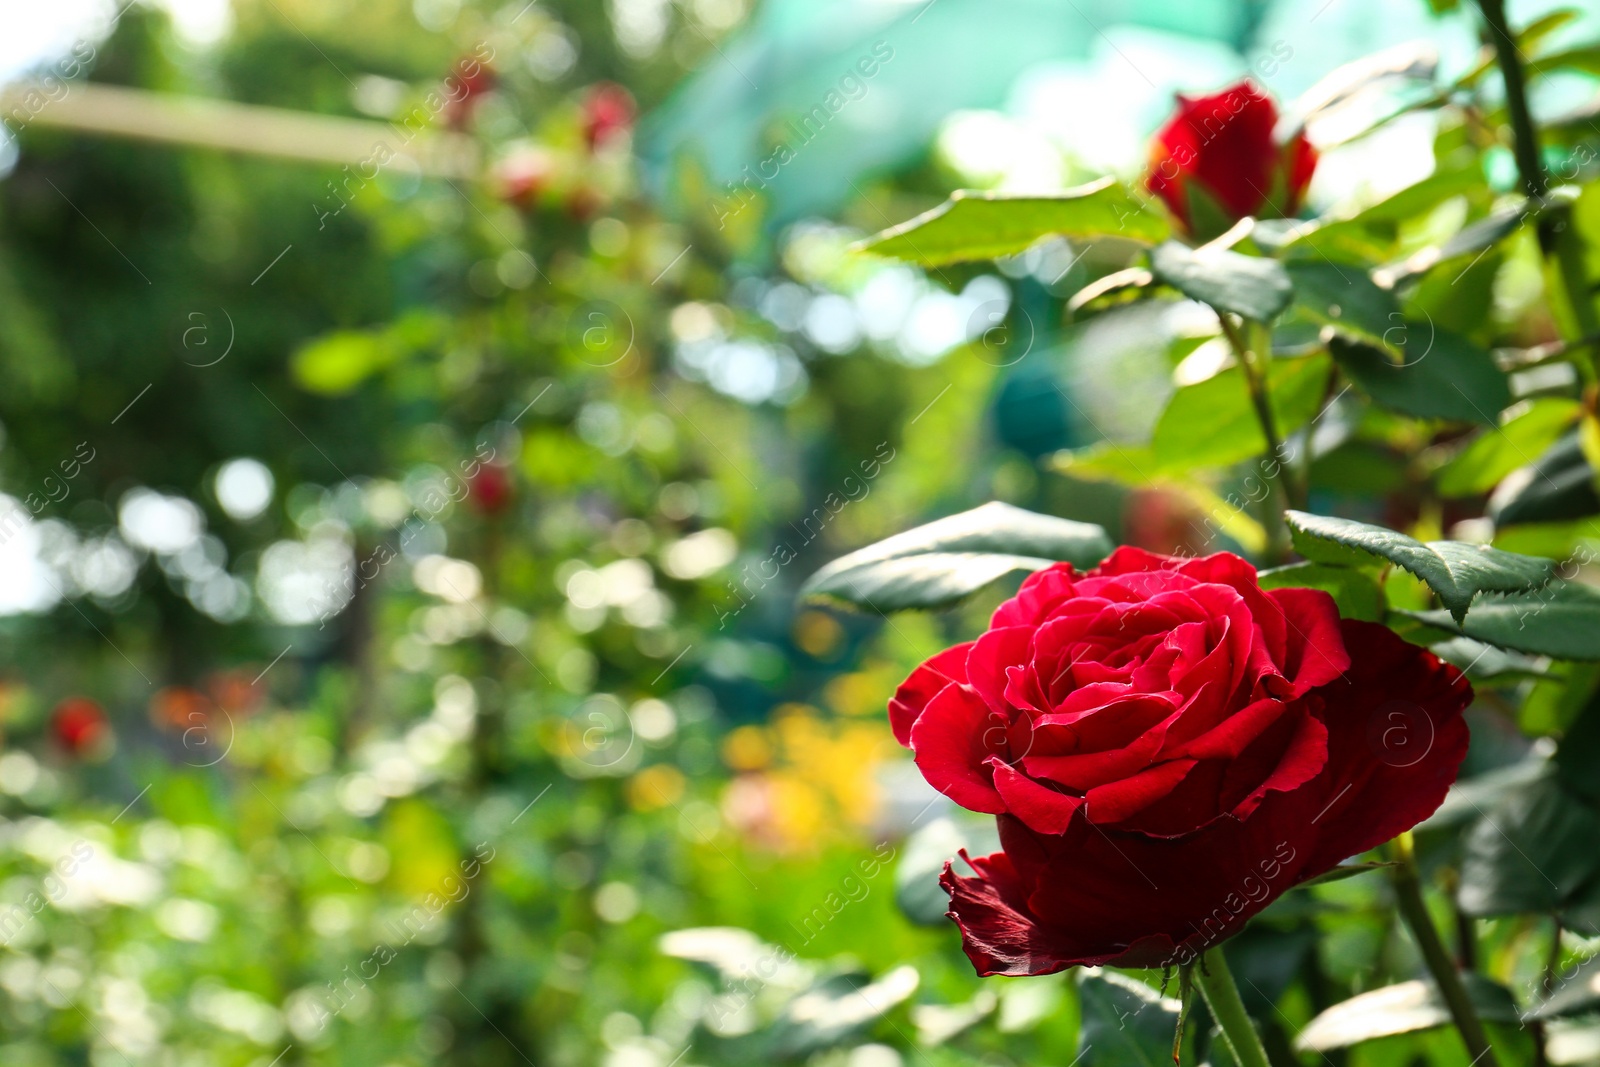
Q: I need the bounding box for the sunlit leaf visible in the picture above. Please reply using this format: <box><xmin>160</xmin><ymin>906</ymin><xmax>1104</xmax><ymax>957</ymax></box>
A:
<box><xmin>802</xmin><ymin>502</ymin><xmax>1113</xmax><ymax>612</ymax></box>
<box><xmin>858</xmin><ymin>179</ymin><xmax>1169</xmax><ymax>266</ymax></box>
<box><xmin>1148</xmin><ymin>240</ymin><xmax>1294</xmax><ymax>322</ymax></box>
<box><xmin>1436</xmin><ymin>399</ymin><xmax>1581</xmax><ymax>497</ymax></box>
<box><xmin>1150</xmin><ymin>355</ymin><xmax>1330</xmax><ymax>473</ymax></box>
<box><xmin>1296</xmin><ymin>976</ymin><xmax>1519</xmax><ymax>1052</ymax></box>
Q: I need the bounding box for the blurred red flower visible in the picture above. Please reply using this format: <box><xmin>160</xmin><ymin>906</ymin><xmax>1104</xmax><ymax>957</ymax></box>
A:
<box><xmin>52</xmin><ymin>697</ymin><xmax>108</xmax><ymax>755</ymax></box>
<box><xmin>1146</xmin><ymin>80</ymin><xmax>1317</xmax><ymax>240</ymax></box>
<box><xmin>581</xmin><ymin>82</ymin><xmax>636</xmax><ymax>150</ymax></box>
<box><xmin>468</xmin><ymin>464</ymin><xmax>514</xmax><ymax>516</ymax></box>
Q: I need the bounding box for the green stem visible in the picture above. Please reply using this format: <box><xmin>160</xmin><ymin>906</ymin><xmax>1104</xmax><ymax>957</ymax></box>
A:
<box><xmin>1391</xmin><ymin>833</ymin><xmax>1501</xmax><ymax>1067</ymax></box>
<box><xmin>1475</xmin><ymin>0</ymin><xmax>1546</xmax><ymax>200</ymax></box>
<box><xmin>1474</xmin><ymin>0</ymin><xmax>1600</xmax><ymax>382</ymax></box>
<box><xmin>1220</xmin><ymin>315</ymin><xmax>1296</xmax><ymax>563</ymax></box>
<box><xmin>1194</xmin><ymin>948</ymin><xmax>1272</xmax><ymax>1067</ymax></box>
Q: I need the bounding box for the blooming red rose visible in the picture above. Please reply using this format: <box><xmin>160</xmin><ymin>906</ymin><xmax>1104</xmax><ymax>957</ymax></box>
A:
<box><xmin>1146</xmin><ymin>80</ymin><xmax>1317</xmax><ymax>240</ymax></box>
<box><xmin>889</xmin><ymin>548</ymin><xmax>1471</xmax><ymax>975</ymax></box>
<box><xmin>52</xmin><ymin>697</ymin><xmax>108</xmax><ymax>756</ymax></box>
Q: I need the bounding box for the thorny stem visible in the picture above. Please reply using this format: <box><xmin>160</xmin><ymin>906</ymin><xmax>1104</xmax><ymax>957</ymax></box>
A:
<box><xmin>1194</xmin><ymin>949</ymin><xmax>1272</xmax><ymax>1067</ymax></box>
<box><xmin>1391</xmin><ymin>833</ymin><xmax>1501</xmax><ymax>1067</ymax></box>
<box><xmin>1174</xmin><ymin>963</ymin><xmax>1194</xmax><ymax>1066</ymax></box>
<box><xmin>1219</xmin><ymin>314</ymin><xmax>1297</xmax><ymax>564</ymax></box>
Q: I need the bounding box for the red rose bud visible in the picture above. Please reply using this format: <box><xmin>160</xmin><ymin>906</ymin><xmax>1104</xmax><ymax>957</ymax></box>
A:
<box><xmin>52</xmin><ymin>697</ymin><xmax>108</xmax><ymax>756</ymax></box>
<box><xmin>581</xmin><ymin>82</ymin><xmax>636</xmax><ymax>151</ymax></box>
<box><xmin>444</xmin><ymin>57</ymin><xmax>498</xmax><ymax>130</ymax></box>
<box><xmin>1147</xmin><ymin>80</ymin><xmax>1317</xmax><ymax>241</ymax></box>
<box><xmin>468</xmin><ymin>465</ymin><xmax>514</xmax><ymax>515</ymax></box>
<box><xmin>889</xmin><ymin>548</ymin><xmax>1470</xmax><ymax>976</ymax></box>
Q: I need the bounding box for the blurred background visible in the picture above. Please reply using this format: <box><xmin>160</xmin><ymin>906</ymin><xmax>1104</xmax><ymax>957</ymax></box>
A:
<box><xmin>0</xmin><ymin>0</ymin><xmax>1597</xmax><ymax>1064</ymax></box>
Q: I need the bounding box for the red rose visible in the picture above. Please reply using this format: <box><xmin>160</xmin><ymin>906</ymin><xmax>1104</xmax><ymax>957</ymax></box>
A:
<box><xmin>468</xmin><ymin>464</ymin><xmax>514</xmax><ymax>516</ymax></box>
<box><xmin>444</xmin><ymin>56</ymin><xmax>497</xmax><ymax>130</ymax></box>
<box><xmin>889</xmin><ymin>548</ymin><xmax>1471</xmax><ymax>975</ymax></box>
<box><xmin>52</xmin><ymin>697</ymin><xmax>108</xmax><ymax>756</ymax></box>
<box><xmin>1146</xmin><ymin>80</ymin><xmax>1317</xmax><ymax>240</ymax></box>
<box><xmin>581</xmin><ymin>82</ymin><xmax>636</xmax><ymax>151</ymax></box>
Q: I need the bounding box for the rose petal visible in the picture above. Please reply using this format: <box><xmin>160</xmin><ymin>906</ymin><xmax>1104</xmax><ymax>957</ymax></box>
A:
<box><xmin>910</xmin><ymin>684</ymin><xmax>1007</xmax><ymax>813</ymax></box>
<box><xmin>1265</xmin><ymin>586</ymin><xmax>1350</xmax><ymax>694</ymax></box>
<box><xmin>989</xmin><ymin>759</ymin><xmax>1084</xmax><ymax>834</ymax></box>
<box><xmin>1084</xmin><ymin>759</ymin><xmax>1197</xmax><ymax>825</ymax></box>
<box><xmin>991</xmin><ymin>564</ymin><xmax>1080</xmax><ymax>629</ymax></box>
<box><xmin>888</xmin><ymin>640</ymin><xmax>974</xmax><ymax>746</ymax></box>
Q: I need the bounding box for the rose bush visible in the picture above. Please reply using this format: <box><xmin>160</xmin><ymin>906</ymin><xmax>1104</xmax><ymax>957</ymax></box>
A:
<box><xmin>1146</xmin><ymin>79</ymin><xmax>1317</xmax><ymax>240</ymax></box>
<box><xmin>889</xmin><ymin>548</ymin><xmax>1471</xmax><ymax>975</ymax></box>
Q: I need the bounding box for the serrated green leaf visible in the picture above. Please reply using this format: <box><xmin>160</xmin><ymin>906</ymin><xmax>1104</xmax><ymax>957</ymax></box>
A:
<box><xmin>858</xmin><ymin>179</ymin><xmax>1169</xmax><ymax>266</ymax></box>
<box><xmin>1287</xmin><ymin>511</ymin><xmax>1555</xmax><ymax>622</ymax></box>
<box><xmin>1149</xmin><ymin>240</ymin><xmax>1294</xmax><ymax>322</ymax></box>
<box><xmin>1151</xmin><ymin>356</ymin><xmax>1330</xmax><ymax>473</ymax></box>
<box><xmin>1258</xmin><ymin>561</ymin><xmax>1386</xmax><ymax>622</ymax></box>
<box><xmin>1436</xmin><ymin>399</ymin><xmax>1581</xmax><ymax>497</ymax></box>
<box><xmin>1399</xmin><ymin>580</ymin><xmax>1600</xmax><ymax>659</ymax></box>
<box><xmin>802</xmin><ymin>502</ymin><xmax>1112</xmax><ymax>613</ymax></box>
<box><xmin>1327</xmin><ymin>330</ymin><xmax>1510</xmax><ymax>424</ymax></box>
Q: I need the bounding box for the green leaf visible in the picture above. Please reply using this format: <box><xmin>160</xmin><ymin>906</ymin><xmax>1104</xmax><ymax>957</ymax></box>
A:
<box><xmin>290</xmin><ymin>330</ymin><xmax>393</xmax><ymax>395</ymax></box>
<box><xmin>894</xmin><ymin>815</ymin><xmax>999</xmax><ymax>927</ymax></box>
<box><xmin>1258</xmin><ymin>561</ymin><xmax>1386</xmax><ymax>622</ymax></box>
<box><xmin>801</xmin><ymin>502</ymin><xmax>1113</xmax><ymax>613</ymax></box>
<box><xmin>1285</xmin><ymin>261</ymin><xmax>1401</xmax><ymax>351</ymax></box>
<box><xmin>1051</xmin><ymin>440</ymin><xmax>1163</xmax><ymax>486</ymax></box>
<box><xmin>1528</xmin><ymin>45</ymin><xmax>1600</xmax><ymax>78</ymax></box>
<box><xmin>1488</xmin><ymin>429</ymin><xmax>1600</xmax><ymax>527</ymax></box>
<box><xmin>1148</xmin><ymin>240</ymin><xmax>1294</xmax><ymax>322</ymax></box>
<box><xmin>1527</xmin><ymin>954</ymin><xmax>1600</xmax><ymax>1019</ymax></box>
<box><xmin>1436</xmin><ymin>399</ymin><xmax>1581</xmax><ymax>497</ymax></box>
<box><xmin>1420</xmin><ymin>756</ymin><xmax>1551</xmax><ymax>832</ymax></box>
<box><xmin>1399</xmin><ymin>581</ymin><xmax>1600</xmax><ymax>659</ymax></box>
<box><xmin>1078</xmin><ymin>971</ymin><xmax>1183</xmax><ymax>1067</ymax></box>
<box><xmin>1377</xmin><ymin>203</ymin><xmax>1533</xmax><ymax>288</ymax></box>
<box><xmin>768</xmin><ymin>966</ymin><xmax>920</xmax><ymax>1059</ymax></box>
<box><xmin>1151</xmin><ymin>355</ymin><xmax>1330</xmax><ymax>473</ymax></box>
<box><xmin>1429</xmin><ymin>637</ymin><xmax>1547</xmax><ymax>682</ymax></box>
<box><xmin>858</xmin><ymin>179</ymin><xmax>1169</xmax><ymax>266</ymax></box>
<box><xmin>1286</xmin><ymin>510</ymin><xmax>1556</xmax><ymax>622</ymax></box>
<box><xmin>1554</xmin><ymin>685</ymin><xmax>1600</xmax><ymax>806</ymax></box>
<box><xmin>1327</xmin><ymin>330</ymin><xmax>1510</xmax><ymax>424</ymax></box>
<box><xmin>1296</xmin><ymin>976</ymin><xmax>1520</xmax><ymax>1052</ymax></box>
<box><xmin>1458</xmin><ymin>770</ymin><xmax>1600</xmax><ymax>917</ymax></box>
